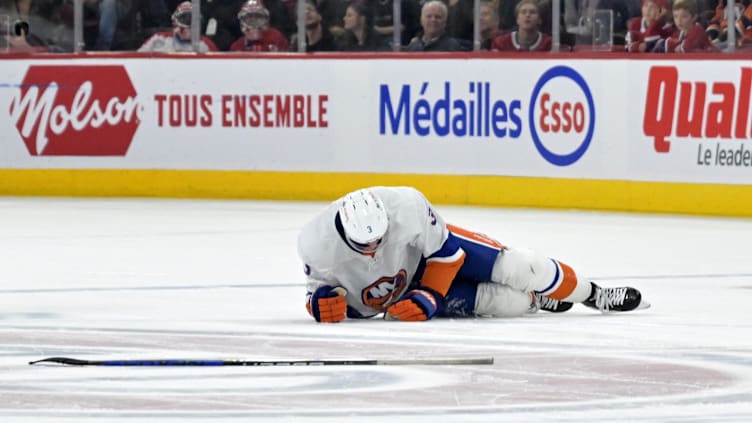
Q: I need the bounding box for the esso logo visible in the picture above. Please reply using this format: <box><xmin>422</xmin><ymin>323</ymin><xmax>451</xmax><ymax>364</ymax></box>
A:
<box><xmin>9</xmin><ymin>65</ymin><xmax>140</xmax><ymax>156</ymax></box>
<box><xmin>528</xmin><ymin>66</ymin><xmax>595</xmax><ymax>166</ymax></box>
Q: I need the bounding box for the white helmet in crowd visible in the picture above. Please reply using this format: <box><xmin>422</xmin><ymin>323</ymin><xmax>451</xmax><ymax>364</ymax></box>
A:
<box><xmin>338</xmin><ymin>189</ymin><xmax>389</xmax><ymax>254</ymax></box>
<box><xmin>238</xmin><ymin>0</ymin><xmax>270</xmax><ymax>40</ymax></box>
<box><xmin>171</xmin><ymin>1</ymin><xmax>193</xmax><ymax>28</ymax></box>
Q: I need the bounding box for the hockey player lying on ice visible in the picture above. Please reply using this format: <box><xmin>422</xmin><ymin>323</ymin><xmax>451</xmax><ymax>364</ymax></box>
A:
<box><xmin>297</xmin><ymin>186</ymin><xmax>650</xmax><ymax>323</ymax></box>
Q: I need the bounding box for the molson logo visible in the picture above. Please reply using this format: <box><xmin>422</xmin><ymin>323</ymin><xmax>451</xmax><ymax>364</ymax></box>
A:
<box><xmin>9</xmin><ymin>65</ymin><xmax>140</xmax><ymax>156</ymax></box>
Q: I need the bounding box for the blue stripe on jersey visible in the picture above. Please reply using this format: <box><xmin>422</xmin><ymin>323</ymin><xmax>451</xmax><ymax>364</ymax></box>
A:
<box><xmin>413</xmin><ymin>232</ymin><xmax>463</xmax><ymax>282</ymax></box>
<box><xmin>413</xmin><ymin>232</ymin><xmax>501</xmax><ymax>284</ymax></box>
<box><xmin>427</xmin><ymin>232</ymin><xmax>463</xmax><ymax>261</ymax></box>
<box><xmin>452</xmin><ymin>232</ymin><xmax>502</xmax><ymax>282</ymax></box>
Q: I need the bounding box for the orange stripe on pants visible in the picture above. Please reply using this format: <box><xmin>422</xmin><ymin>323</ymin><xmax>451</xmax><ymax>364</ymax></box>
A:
<box><xmin>447</xmin><ymin>224</ymin><xmax>504</xmax><ymax>249</ymax></box>
<box><xmin>547</xmin><ymin>261</ymin><xmax>577</xmax><ymax>300</ymax></box>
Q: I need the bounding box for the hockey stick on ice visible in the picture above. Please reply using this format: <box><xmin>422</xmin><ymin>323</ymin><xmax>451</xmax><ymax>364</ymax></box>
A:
<box><xmin>29</xmin><ymin>357</ymin><xmax>494</xmax><ymax>366</ymax></box>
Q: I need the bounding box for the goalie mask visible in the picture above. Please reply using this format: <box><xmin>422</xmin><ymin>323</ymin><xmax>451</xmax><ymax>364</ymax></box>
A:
<box><xmin>337</xmin><ymin>189</ymin><xmax>389</xmax><ymax>254</ymax></box>
<box><xmin>172</xmin><ymin>2</ymin><xmax>193</xmax><ymax>28</ymax></box>
<box><xmin>238</xmin><ymin>0</ymin><xmax>270</xmax><ymax>41</ymax></box>
<box><xmin>171</xmin><ymin>1</ymin><xmax>195</xmax><ymax>40</ymax></box>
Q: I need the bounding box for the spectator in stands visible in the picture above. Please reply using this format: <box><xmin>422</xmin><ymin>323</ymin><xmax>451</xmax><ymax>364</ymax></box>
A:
<box><xmin>491</xmin><ymin>0</ymin><xmax>552</xmax><ymax>51</ymax></box>
<box><xmin>141</xmin><ymin>1</ymin><xmax>170</xmax><ymax>28</ymax></box>
<box><xmin>738</xmin><ymin>3</ymin><xmax>752</xmax><ymax>45</ymax></box>
<box><xmin>60</xmin><ymin>0</ymin><xmax>164</xmax><ymax>51</ymax></box>
<box><xmin>229</xmin><ymin>0</ymin><xmax>288</xmax><ymax>51</ymax></box>
<box><xmin>201</xmin><ymin>0</ymin><xmax>295</xmax><ymax>42</ymax></box>
<box><xmin>498</xmin><ymin>0</ymin><xmax>522</xmax><ymax>31</ymax></box>
<box><xmin>447</xmin><ymin>0</ymin><xmax>474</xmax><ymax>43</ymax></box>
<box><xmin>8</xmin><ymin>0</ymin><xmax>72</xmax><ymax>51</ymax></box>
<box><xmin>338</xmin><ymin>0</ymin><xmax>389</xmax><ymax>51</ymax></box>
<box><xmin>447</xmin><ymin>0</ymin><xmax>501</xmax><ymax>49</ymax></box>
<box><xmin>625</xmin><ymin>0</ymin><xmax>674</xmax><ymax>52</ymax></box>
<box><xmin>0</xmin><ymin>0</ymin><xmax>29</xmax><ymax>49</ymax></box>
<box><xmin>62</xmin><ymin>0</ymin><xmax>99</xmax><ymax>49</ymax></box>
<box><xmin>406</xmin><ymin>0</ymin><xmax>466</xmax><ymax>51</ymax></box>
<box><xmin>536</xmin><ymin>0</ymin><xmax>576</xmax><ymax>50</ymax></box>
<box><xmin>82</xmin><ymin>0</ymin><xmax>116</xmax><ymax>50</ymax></box>
<box><xmin>203</xmin><ymin>1</ymin><xmax>236</xmax><ymax>50</ymax></box>
<box><xmin>0</xmin><ymin>14</ymin><xmax>47</xmax><ymax>52</ymax></box>
<box><xmin>705</xmin><ymin>0</ymin><xmax>752</xmax><ymax>46</ymax></box>
<box><xmin>268</xmin><ymin>0</ymin><xmax>296</xmax><ymax>36</ymax></box>
<box><xmin>199</xmin><ymin>0</ymin><xmax>246</xmax><ymax>51</ymax></box>
<box><xmin>479</xmin><ymin>0</ymin><xmax>503</xmax><ymax>49</ymax></box>
<box><xmin>289</xmin><ymin>0</ymin><xmax>338</xmax><ymax>52</ymax></box>
<box><xmin>373</xmin><ymin>0</ymin><xmax>421</xmax><ymax>47</ymax></box>
<box><xmin>138</xmin><ymin>1</ymin><xmax>218</xmax><ymax>52</ymax></box>
<box><xmin>663</xmin><ymin>0</ymin><xmax>718</xmax><ymax>51</ymax></box>
<box><xmin>130</xmin><ymin>1</ymin><xmax>170</xmax><ymax>47</ymax></box>
<box><xmin>308</xmin><ymin>0</ymin><xmax>347</xmax><ymax>32</ymax></box>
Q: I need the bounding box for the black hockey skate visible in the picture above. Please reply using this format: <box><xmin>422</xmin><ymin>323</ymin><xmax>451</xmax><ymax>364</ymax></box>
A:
<box><xmin>533</xmin><ymin>294</ymin><xmax>573</xmax><ymax>313</ymax></box>
<box><xmin>583</xmin><ymin>282</ymin><xmax>649</xmax><ymax>312</ymax></box>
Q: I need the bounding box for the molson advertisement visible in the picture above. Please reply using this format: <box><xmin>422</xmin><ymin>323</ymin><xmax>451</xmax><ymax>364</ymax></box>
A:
<box><xmin>10</xmin><ymin>65</ymin><xmax>140</xmax><ymax>156</ymax></box>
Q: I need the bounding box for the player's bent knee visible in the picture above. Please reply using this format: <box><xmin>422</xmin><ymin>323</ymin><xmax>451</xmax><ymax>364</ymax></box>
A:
<box><xmin>491</xmin><ymin>248</ymin><xmax>556</xmax><ymax>292</ymax></box>
<box><xmin>474</xmin><ymin>283</ymin><xmax>532</xmax><ymax>317</ymax></box>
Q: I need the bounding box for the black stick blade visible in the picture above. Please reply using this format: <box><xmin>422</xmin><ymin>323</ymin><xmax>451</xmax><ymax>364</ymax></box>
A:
<box><xmin>29</xmin><ymin>357</ymin><xmax>94</xmax><ymax>366</ymax></box>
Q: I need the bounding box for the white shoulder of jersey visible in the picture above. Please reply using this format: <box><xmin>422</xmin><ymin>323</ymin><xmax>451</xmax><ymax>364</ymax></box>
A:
<box><xmin>369</xmin><ymin>186</ymin><xmax>448</xmax><ymax>256</ymax></box>
<box><xmin>370</xmin><ymin>186</ymin><xmax>429</xmax><ymax>224</ymax></box>
<box><xmin>137</xmin><ymin>32</ymin><xmax>172</xmax><ymax>52</ymax></box>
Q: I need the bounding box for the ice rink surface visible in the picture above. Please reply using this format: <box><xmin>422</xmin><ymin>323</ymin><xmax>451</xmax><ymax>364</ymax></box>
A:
<box><xmin>1</xmin><ymin>197</ymin><xmax>751</xmax><ymax>422</ymax></box>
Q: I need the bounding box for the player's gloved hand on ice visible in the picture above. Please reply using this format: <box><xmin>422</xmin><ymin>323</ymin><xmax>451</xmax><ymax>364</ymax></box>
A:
<box><xmin>307</xmin><ymin>286</ymin><xmax>348</xmax><ymax>323</ymax></box>
<box><xmin>385</xmin><ymin>288</ymin><xmax>443</xmax><ymax>321</ymax></box>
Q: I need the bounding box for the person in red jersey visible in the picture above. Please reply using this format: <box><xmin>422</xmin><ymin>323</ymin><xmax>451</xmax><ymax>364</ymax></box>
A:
<box><xmin>229</xmin><ymin>0</ymin><xmax>289</xmax><ymax>52</ymax></box>
<box><xmin>663</xmin><ymin>0</ymin><xmax>718</xmax><ymax>52</ymax></box>
<box><xmin>491</xmin><ymin>0</ymin><xmax>551</xmax><ymax>52</ymax></box>
<box><xmin>625</xmin><ymin>0</ymin><xmax>674</xmax><ymax>52</ymax></box>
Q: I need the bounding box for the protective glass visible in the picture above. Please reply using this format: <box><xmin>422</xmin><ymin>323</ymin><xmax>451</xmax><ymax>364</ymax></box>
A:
<box><xmin>0</xmin><ymin>14</ymin><xmax>9</xmax><ymax>36</ymax></box>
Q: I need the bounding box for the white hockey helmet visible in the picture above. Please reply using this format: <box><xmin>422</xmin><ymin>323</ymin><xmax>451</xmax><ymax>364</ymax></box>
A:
<box><xmin>338</xmin><ymin>189</ymin><xmax>388</xmax><ymax>253</ymax></box>
<box><xmin>171</xmin><ymin>1</ymin><xmax>193</xmax><ymax>28</ymax></box>
<box><xmin>238</xmin><ymin>0</ymin><xmax>270</xmax><ymax>30</ymax></box>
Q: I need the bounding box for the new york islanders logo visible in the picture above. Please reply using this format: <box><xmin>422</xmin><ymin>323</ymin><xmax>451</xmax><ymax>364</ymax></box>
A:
<box><xmin>362</xmin><ymin>269</ymin><xmax>408</xmax><ymax>311</ymax></box>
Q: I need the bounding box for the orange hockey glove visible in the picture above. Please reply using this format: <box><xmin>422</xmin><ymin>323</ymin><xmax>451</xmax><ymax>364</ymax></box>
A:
<box><xmin>384</xmin><ymin>289</ymin><xmax>443</xmax><ymax>321</ymax></box>
<box><xmin>307</xmin><ymin>286</ymin><xmax>347</xmax><ymax>323</ymax></box>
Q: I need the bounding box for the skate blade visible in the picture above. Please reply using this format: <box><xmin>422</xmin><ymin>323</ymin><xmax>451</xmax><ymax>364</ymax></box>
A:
<box><xmin>598</xmin><ymin>299</ymin><xmax>651</xmax><ymax>313</ymax></box>
<box><xmin>635</xmin><ymin>299</ymin><xmax>651</xmax><ymax>310</ymax></box>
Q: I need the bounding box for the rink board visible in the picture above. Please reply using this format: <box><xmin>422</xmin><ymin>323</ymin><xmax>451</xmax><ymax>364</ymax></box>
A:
<box><xmin>0</xmin><ymin>54</ymin><xmax>751</xmax><ymax>216</ymax></box>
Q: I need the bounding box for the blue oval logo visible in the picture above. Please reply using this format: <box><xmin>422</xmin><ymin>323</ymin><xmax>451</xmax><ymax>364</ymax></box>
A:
<box><xmin>528</xmin><ymin>66</ymin><xmax>595</xmax><ymax>166</ymax></box>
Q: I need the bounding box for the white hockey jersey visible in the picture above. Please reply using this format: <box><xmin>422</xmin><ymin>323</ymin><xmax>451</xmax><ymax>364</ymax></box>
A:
<box><xmin>137</xmin><ymin>32</ymin><xmax>217</xmax><ymax>53</ymax></box>
<box><xmin>297</xmin><ymin>186</ymin><xmax>450</xmax><ymax>318</ymax></box>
